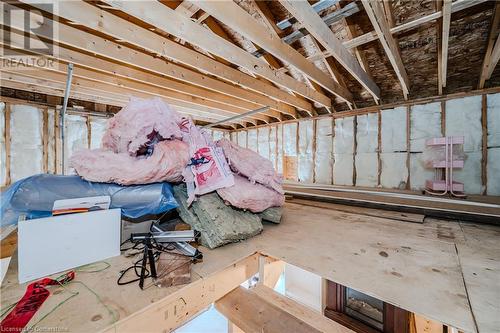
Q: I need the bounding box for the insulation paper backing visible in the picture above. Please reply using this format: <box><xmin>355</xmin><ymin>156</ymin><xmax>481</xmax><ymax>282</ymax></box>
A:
<box><xmin>381</xmin><ymin>106</ymin><xmax>407</xmax><ymax>153</ymax></box>
<box><xmin>0</xmin><ymin>103</ymin><xmax>5</xmax><ymax>185</ymax></box>
<box><xmin>314</xmin><ymin>118</ymin><xmax>333</xmax><ymax>184</ymax></box>
<box><xmin>247</xmin><ymin>129</ymin><xmax>257</xmax><ymax>152</ymax></box>
<box><xmin>356</xmin><ymin>113</ymin><xmax>378</xmax><ymax>153</ymax></box>
<box><xmin>487</xmin><ymin>93</ymin><xmax>500</xmax><ymax>148</ymax></box>
<box><xmin>64</xmin><ymin>114</ymin><xmax>88</xmax><ymax>175</ymax></box>
<box><xmin>223</xmin><ymin>132</ymin><xmax>230</xmax><ymax>140</ymax></box>
<box><xmin>333</xmin><ymin>117</ymin><xmax>354</xmax><ymax>154</ymax></box>
<box><xmin>237</xmin><ymin>131</ymin><xmax>247</xmax><ymax>148</ymax></box>
<box><xmin>410</xmin><ymin>102</ymin><xmax>441</xmax><ymax>152</ymax></box>
<box><xmin>452</xmin><ymin>151</ymin><xmax>482</xmax><ymax>194</ymax></box>
<box><xmin>10</xmin><ymin>105</ymin><xmax>43</xmax><ymax>182</ymax></box>
<box><xmin>277</xmin><ymin>124</ymin><xmax>283</xmax><ymax>175</ymax></box>
<box><xmin>355</xmin><ymin>153</ymin><xmax>378</xmax><ymax>187</ymax></box>
<box><xmin>90</xmin><ymin>117</ymin><xmax>107</xmax><ymax>149</ymax></box>
<box><xmin>333</xmin><ymin>154</ymin><xmax>353</xmax><ymax>186</ymax></box>
<box><xmin>410</xmin><ymin>153</ymin><xmax>435</xmax><ymax>190</ymax></box>
<box><xmin>212</xmin><ymin>130</ymin><xmax>224</xmax><ymax>142</ymax></box>
<box><xmin>269</xmin><ymin>126</ymin><xmax>277</xmax><ymax>170</ymax></box>
<box><xmin>446</xmin><ymin>96</ymin><xmax>482</xmax><ymax>152</ymax></box>
<box><xmin>380</xmin><ymin>153</ymin><xmax>408</xmax><ymax>189</ymax></box>
<box><xmin>230</xmin><ymin>132</ymin><xmax>237</xmax><ymax>143</ymax></box>
<box><xmin>333</xmin><ymin>117</ymin><xmax>354</xmax><ymax>186</ymax></box>
<box><xmin>298</xmin><ymin>120</ymin><xmax>313</xmax><ymax>183</ymax></box>
<box><xmin>283</xmin><ymin>122</ymin><xmax>297</xmax><ymax>156</ymax></box>
<box><xmin>487</xmin><ymin>148</ymin><xmax>500</xmax><ymax>195</ymax></box>
<box><xmin>257</xmin><ymin>127</ymin><xmax>270</xmax><ymax>160</ymax></box>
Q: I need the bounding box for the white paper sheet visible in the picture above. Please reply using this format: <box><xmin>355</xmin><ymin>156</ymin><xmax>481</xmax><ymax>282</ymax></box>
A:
<box><xmin>18</xmin><ymin>209</ymin><xmax>121</xmax><ymax>283</ymax></box>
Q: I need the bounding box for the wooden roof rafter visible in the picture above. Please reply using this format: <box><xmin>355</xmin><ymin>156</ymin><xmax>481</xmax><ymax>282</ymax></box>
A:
<box><xmin>479</xmin><ymin>3</ymin><xmax>500</xmax><ymax>89</ymax></box>
<box><xmin>308</xmin><ymin>0</ymin><xmax>489</xmax><ymax>62</ymax></box>
<box><xmin>101</xmin><ymin>0</ymin><xmax>334</xmax><ymax>109</ymax></box>
<box><xmin>195</xmin><ymin>0</ymin><xmax>353</xmax><ymax>108</ymax></box>
<box><xmin>279</xmin><ymin>0</ymin><xmax>380</xmax><ymax>103</ymax></box>
<box><xmin>15</xmin><ymin>0</ymin><xmax>293</xmax><ymax>121</ymax></box>
<box><xmin>251</xmin><ymin>0</ymin><xmax>322</xmax><ymax>116</ymax></box>
<box><xmin>0</xmin><ymin>71</ymin><xmax>248</xmax><ymax>126</ymax></box>
<box><xmin>361</xmin><ymin>0</ymin><xmax>410</xmax><ymax>100</ymax></box>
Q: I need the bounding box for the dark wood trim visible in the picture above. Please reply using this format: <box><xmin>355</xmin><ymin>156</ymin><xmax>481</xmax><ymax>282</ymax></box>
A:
<box><xmin>325</xmin><ymin>280</ymin><xmax>410</xmax><ymax>333</ymax></box>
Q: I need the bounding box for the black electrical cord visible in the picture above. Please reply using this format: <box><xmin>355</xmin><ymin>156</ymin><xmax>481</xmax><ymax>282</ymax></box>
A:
<box><xmin>117</xmin><ymin>234</ymin><xmax>177</xmax><ymax>286</ymax></box>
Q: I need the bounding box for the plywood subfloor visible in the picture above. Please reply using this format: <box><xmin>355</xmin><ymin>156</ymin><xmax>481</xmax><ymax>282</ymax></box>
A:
<box><xmin>1</xmin><ymin>202</ymin><xmax>498</xmax><ymax>333</ymax></box>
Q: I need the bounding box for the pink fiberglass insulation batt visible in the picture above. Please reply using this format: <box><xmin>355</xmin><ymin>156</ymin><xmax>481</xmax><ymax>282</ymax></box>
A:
<box><xmin>70</xmin><ymin>140</ymin><xmax>189</xmax><ymax>185</ymax></box>
<box><xmin>102</xmin><ymin>97</ymin><xmax>183</xmax><ymax>155</ymax></box>
<box><xmin>217</xmin><ymin>174</ymin><xmax>285</xmax><ymax>212</ymax></box>
<box><xmin>216</xmin><ymin>138</ymin><xmax>283</xmax><ymax>194</ymax></box>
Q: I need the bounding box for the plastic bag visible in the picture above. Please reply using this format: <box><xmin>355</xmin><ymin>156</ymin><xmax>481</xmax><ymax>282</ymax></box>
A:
<box><xmin>1</xmin><ymin>174</ymin><xmax>178</xmax><ymax>227</ymax></box>
<box><xmin>179</xmin><ymin>119</ymin><xmax>234</xmax><ymax>204</ymax></box>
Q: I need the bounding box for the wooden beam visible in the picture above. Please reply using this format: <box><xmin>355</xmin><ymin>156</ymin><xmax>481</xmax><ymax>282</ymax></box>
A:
<box><xmin>102</xmin><ymin>0</ymin><xmax>334</xmax><ymax>108</ymax></box>
<box><xmin>308</xmin><ymin>0</ymin><xmax>487</xmax><ymax>61</ymax></box>
<box><xmin>252</xmin><ymin>285</ymin><xmax>354</xmax><ymax>333</ymax></box>
<box><xmin>280</xmin><ymin>0</ymin><xmax>379</xmax><ymax>101</ymax></box>
<box><xmin>215</xmin><ymin>286</ymin><xmax>323</xmax><ymax>333</ymax></box>
<box><xmin>362</xmin><ymin>0</ymin><xmax>410</xmax><ymax>99</ymax></box>
<box><xmin>17</xmin><ymin>0</ymin><xmax>301</xmax><ymax>117</ymax></box>
<box><xmin>2</xmin><ymin>46</ymin><xmax>271</xmax><ymax>123</ymax></box>
<box><xmin>3</xmin><ymin>31</ymin><xmax>277</xmax><ymax>122</ymax></box>
<box><xmin>479</xmin><ymin>3</ymin><xmax>500</xmax><ymax>88</ymax></box>
<box><xmin>258</xmin><ymin>256</ymin><xmax>285</xmax><ymax>288</ymax></box>
<box><xmin>196</xmin><ymin>1</ymin><xmax>353</xmax><ymax>104</ymax></box>
<box><xmin>253</xmin><ymin>0</ymin><xmax>284</xmax><ymax>37</ymax></box>
<box><xmin>486</xmin><ymin>33</ymin><xmax>500</xmax><ymax>80</ymax></box>
<box><xmin>249</xmin><ymin>0</ymin><xmax>319</xmax><ymax>116</ymax></box>
<box><xmin>441</xmin><ymin>0</ymin><xmax>452</xmax><ymax>89</ymax></box>
<box><xmin>0</xmin><ymin>71</ymin><xmax>244</xmax><ymax>125</ymax></box>
<box><xmin>101</xmin><ymin>254</ymin><xmax>259</xmax><ymax>333</ymax></box>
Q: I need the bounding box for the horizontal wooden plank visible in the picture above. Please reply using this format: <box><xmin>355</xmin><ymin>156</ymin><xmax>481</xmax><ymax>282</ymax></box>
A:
<box><xmin>252</xmin><ymin>285</ymin><xmax>354</xmax><ymax>333</ymax></box>
<box><xmin>102</xmin><ymin>254</ymin><xmax>259</xmax><ymax>333</ymax></box>
<box><xmin>216</xmin><ymin>286</ymin><xmax>323</xmax><ymax>333</ymax></box>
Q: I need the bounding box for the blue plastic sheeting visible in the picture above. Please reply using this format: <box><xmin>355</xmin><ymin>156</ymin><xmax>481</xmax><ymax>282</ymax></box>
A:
<box><xmin>1</xmin><ymin>174</ymin><xmax>178</xmax><ymax>226</ymax></box>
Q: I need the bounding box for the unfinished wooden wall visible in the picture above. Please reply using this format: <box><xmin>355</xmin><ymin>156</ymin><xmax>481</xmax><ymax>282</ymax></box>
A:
<box><xmin>0</xmin><ymin>99</ymin><xmax>228</xmax><ymax>187</ymax></box>
<box><xmin>231</xmin><ymin>91</ymin><xmax>500</xmax><ymax>196</ymax></box>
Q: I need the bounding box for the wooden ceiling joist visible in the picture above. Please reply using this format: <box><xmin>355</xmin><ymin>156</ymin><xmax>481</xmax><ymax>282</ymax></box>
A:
<box><xmin>480</xmin><ymin>4</ymin><xmax>500</xmax><ymax>88</ymax></box>
<box><xmin>195</xmin><ymin>1</ymin><xmax>353</xmax><ymax>105</ymax></box>
<box><xmin>2</xmin><ymin>70</ymin><xmax>257</xmax><ymax>125</ymax></box>
<box><xmin>1</xmin><ymin>32</ymin><xmax>272</xmax><ymax>123</ymax></box>
<box><xmin>0</xmin><ymin>62</ymin><xmax>264</xmax><ymax>125</ymax></box>
<box><xmin>0</xmin><ymin>72</ymin><xmax>240</xmax><ymax>125</ymax></box>
<box><xmin>362</xmin><ymin>0</ymin><xmax>410</xmax><ymax>99</ymax></box>
<box><xmin>102</xmin><ymin>0</ymin><xmax>334</xmax><ymax>108</ymax></box>
<box><xmin>441</xmin><ymin>0</ymin><xmax>452</xmax><ymax>90</ymax></box>
<box><xmin>215</xmin><ymin>286</ymin><xmax>353</xmax><ymax>333</ymax></box>
<box><xmin>280</xmin><ymin>0</ymin><xmax>380</xmax><ymax>102</ymax></box>
<box><xmin>16</xmin><ymin>0</ymin><xmax>299</xmax><ymax>118</ymax></box>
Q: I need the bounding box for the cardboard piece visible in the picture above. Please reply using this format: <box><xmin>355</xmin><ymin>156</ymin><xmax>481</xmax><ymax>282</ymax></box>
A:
<box><xmin>18</xmin><ymin>209</ymin><xmax>121</xmax><ymax>283</ymax></box>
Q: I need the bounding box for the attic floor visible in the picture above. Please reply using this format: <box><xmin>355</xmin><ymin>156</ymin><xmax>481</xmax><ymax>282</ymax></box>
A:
<box><xmin>1</xmin><ymin>201</ymin><xmax>498</xmax><ymax>332</ymax></box>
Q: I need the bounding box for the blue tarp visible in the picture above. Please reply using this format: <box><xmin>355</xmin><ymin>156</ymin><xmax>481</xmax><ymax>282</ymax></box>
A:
<box><xmin>1</xmin><ymin>174</ymin><xmax>178</xmax><ymax>226</ymax></box>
